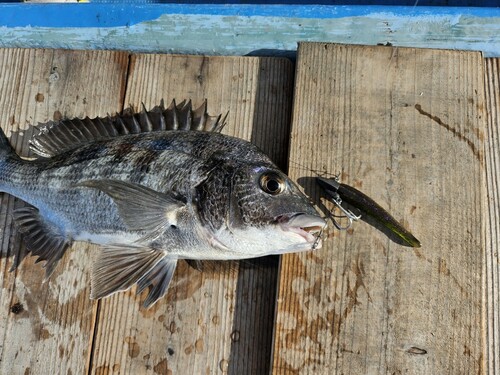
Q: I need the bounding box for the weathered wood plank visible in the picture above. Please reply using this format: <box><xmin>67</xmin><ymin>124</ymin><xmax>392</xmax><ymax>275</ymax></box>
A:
<box><xmin>272</xmin><ymin>43</ymin><xmax>485</xmax><ymax>374</ymax></box>
<box><xmin>0</xmin><ymin>48</ymin><xmax>128</xmax><ymax>375</ymax></box>
<box><xmin>485</xmin><ymin>57</ymin><xmax>500</xmax><ymax>375</ymax></box>
<box><xmin>89</xmin><ymin>53</ymin><xmax>293</xmax><ymax>375</ymax></box>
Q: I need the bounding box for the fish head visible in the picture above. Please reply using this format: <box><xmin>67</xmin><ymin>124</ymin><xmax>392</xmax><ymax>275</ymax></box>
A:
<box><xmin>197</xmin><ymin>162</ymin><xmax>326</xmax><ymax>257</ymax></box>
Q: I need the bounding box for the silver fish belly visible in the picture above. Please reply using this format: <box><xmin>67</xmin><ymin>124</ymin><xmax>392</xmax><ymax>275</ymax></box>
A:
<box><xmin>0</xmin><ymin>100</ymin><xmax>325</xmax><ymax>307</ymax></box>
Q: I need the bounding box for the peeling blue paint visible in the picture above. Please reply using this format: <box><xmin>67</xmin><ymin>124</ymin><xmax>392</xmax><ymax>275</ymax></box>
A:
<box><xmin>0</xmin><ymin>4</ymin><xmax>499</xmax><ymax>27</ymax></box>
<box><xmin>0</xmin><ymin>4</ymin><xmax>498</xmax><ymax>57</ymax></box>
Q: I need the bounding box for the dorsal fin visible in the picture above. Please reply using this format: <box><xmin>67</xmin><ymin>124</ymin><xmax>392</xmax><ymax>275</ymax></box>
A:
<box><xmin>30</xmin><ymin>99</ymin><xmax>228</xmax><ymax>158</ymax></box>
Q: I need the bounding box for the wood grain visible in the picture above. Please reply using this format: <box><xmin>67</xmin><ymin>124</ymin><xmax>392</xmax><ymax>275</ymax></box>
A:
<box><xmin>272</xmin><ymin>43</ymin><xmax>486</xmax><ymax>374</ymax></box>
<box><xmin>0</xmin><ymin>48</ymin><xmax>128</xmax><ymax>375</ymax></box>
<box><xmin>485</xmin><ymin>57</ymin><xmax>500</xmax><ymax>375</ymax></box>
<box><xmin>89</xmin><ymin>53</ymin><xmax>293</xmax><ymax>375</ymax></box>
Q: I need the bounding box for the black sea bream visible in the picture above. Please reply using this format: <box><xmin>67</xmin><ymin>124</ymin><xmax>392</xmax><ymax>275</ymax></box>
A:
<box><xmin>0</xmin><ymin>100</ymin><xmax>324</xmax><ymax>307</ymax></box>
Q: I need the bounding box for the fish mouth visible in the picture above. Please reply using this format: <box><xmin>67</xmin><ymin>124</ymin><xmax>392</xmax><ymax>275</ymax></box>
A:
<box><xmin>277</xmin><ymin>213</ymin><xmax>325</xmax><ymax>247</ymax></box>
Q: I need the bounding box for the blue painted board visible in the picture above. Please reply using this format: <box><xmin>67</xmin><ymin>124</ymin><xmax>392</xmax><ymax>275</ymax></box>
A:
<box><xmin>0</xmin><ymin>3</ymin><xmax>498</xmax><ymax>57</ymax></box>
<box><xmin>0</xmin><ymin>4</ymin><xmax>498</xmax><ymax>27</ymax></box>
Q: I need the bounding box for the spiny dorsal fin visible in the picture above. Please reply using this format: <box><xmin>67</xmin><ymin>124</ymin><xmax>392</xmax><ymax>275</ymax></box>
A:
<box><xmin>30</xmin><ymin>99</ymin><xmax>228</xmax><ymax>158</ymax></box>
<box><xmin>11</xmin><ymin>206</ymin><xmax>71</xmax><ymax>278</ymax></box>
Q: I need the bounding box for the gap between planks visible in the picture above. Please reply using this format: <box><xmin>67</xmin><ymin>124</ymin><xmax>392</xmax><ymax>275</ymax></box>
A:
<box><xmin>484</xmin><ymin>57</ymin><xmax>500</xmax><ymax>375</ymax></box>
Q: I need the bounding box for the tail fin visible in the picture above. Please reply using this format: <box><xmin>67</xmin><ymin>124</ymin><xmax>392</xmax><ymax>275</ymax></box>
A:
<box><xmin>0</xmin><ymin>127</ymin><xmax>20</xmax><ymax>191</ymax></box>
<box><xmin>0</xmin><ymin>126</ymin><xmax>16</xmax><ymax>160</ymax></box>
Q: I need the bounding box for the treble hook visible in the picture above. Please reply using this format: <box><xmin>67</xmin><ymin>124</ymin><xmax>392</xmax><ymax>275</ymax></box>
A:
<box><xmin>317</xmin><ymin>176</ymin><xmax>361</xmax><ymax>230</ymax></box>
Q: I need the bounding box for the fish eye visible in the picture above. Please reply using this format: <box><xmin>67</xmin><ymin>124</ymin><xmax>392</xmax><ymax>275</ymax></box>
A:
<box><xmin>259</xmin><ymin>173</ymin><xmax>285</xmax><ymax>195</ymax></box>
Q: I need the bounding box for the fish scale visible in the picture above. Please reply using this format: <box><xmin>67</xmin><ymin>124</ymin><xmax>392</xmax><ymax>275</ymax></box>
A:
<box><xmin>0</xmin><ymin>100</ymin><xmax>325</xmax><ymax>308</ymax></box>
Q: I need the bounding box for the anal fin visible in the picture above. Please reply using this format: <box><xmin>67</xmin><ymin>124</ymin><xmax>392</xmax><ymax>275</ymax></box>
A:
<box><xmin>91</xmin><ymin>245</ymin><xmax>177</xmax><ymax>308</ymax></box>
<box><xmin>12</xmin><ymin>206</ymin><xmax>71</xmax><ymax>278</ymax></box>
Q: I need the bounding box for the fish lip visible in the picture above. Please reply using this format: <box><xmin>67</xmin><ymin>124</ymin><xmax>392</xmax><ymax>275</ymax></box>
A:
<box><xmin>277</xmin><ymin>213</ymin><xmax>325</xmax><ymax>245</ymax></box>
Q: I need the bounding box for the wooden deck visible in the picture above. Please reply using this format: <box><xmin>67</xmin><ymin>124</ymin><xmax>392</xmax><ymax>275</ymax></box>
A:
<box><xmin>0</xmin><ymin>44</ymin><xmax>497</xmax><ymax>374</ymax></box>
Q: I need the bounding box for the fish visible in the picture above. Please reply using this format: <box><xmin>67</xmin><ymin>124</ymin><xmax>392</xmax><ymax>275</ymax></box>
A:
<box><xmin>0</xmin><ymin>99</ymin><xmax>325</xmax><ymax>307</ymax></box>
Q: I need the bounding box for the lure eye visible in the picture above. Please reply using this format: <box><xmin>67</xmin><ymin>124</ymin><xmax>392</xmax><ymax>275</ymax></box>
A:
<box><xmin>259</xmin><ymin>173</ymin><xmax>285</xmax><ymax>195</ymax></box>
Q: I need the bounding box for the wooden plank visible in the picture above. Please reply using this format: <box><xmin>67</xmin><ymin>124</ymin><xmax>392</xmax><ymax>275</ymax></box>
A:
<box><xmin>272</xmin><ymin>43</ymin><xmax>486</xmax><ymax>374</ymax></box>
<box><xmin>485</xmin><ymin>57</ymin><xmax>500</xmax><ymax>374</ymax></box>
<box><xmin>89</xmin><ymin>53</ymin><xmax>294</xmax><ymax>375</ymax></box>
<box><xmin>0</xmin><ymin>48</ymin><xmax>128</xmax><ymax>375</ymax></box>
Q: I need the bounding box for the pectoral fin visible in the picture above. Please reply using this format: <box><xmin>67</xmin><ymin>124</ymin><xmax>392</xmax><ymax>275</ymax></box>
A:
<box><xmin>91</xmin><ymin>244</ymin><xmax>177</xmax><ymax>308</ymax></box>
<box><xmin>79</xmin><ymin>179</ymin><xmax>185</xmax><ymax>242</ymax></box>
<box><xmin>12</xmin><ymin>206</ymin><xmax>71</xmax><ymax>278</ymax></box>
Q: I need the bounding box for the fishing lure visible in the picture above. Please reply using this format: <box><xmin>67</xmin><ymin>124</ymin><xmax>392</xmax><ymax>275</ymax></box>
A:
<box><xmin>317</xmin><ymin>177</ymin><xmax>421</xmax><ymax>248</ymax></box>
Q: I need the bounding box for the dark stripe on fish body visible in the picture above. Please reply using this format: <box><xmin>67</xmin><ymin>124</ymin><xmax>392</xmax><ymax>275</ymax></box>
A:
<box><xmin>44</xmin><ymin>143</ymin><xmax>111</xmax><ymax>168</ymax></box>
<box><xmin>146</xmin><ymin>138</ymin><xmax>173</xmax><ymax>151</ymax></box>
<box><xmin>112</xmin><ymin>142</ymin><xmax>134</xmax><ymax>163</ymax></box>
<box><xmin>132</xmin><ymin>149</ymin><xmax>162</xmax><ymax>175</ymax></box>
